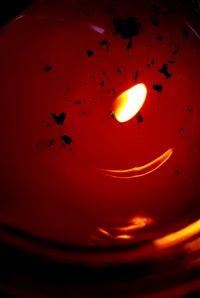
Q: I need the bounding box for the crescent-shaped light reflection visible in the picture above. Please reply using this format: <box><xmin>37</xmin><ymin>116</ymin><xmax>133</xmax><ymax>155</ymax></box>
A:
<box><xmin>98</xmin><ymin>148</ymin><xmax>173</xmax><ymax>179</ymax></box>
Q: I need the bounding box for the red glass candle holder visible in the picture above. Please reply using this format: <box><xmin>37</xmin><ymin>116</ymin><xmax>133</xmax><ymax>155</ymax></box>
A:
<box><xmin>0</xmin><ymin>0</ymin><xmax>200</xmax><ymax>296</ymax></box>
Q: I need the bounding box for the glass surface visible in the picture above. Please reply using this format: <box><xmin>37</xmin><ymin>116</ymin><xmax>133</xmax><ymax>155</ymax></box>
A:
<box><xmin>0</xmin><ymin>0</ymin><xmax>200</xmax><ymax>297</ymax></box>
<box><xmin>0</xmin><ymin>0</ymin><xmax>199</xmax><ymax>272</ymax></box>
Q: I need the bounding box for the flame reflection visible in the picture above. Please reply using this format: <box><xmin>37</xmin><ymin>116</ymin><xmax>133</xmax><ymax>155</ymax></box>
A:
<box><xmin>114</xmin><ymin>216</ymin><xmax>154</xmax><ymax>232</ymax></box>
<box><xmin>97</xmin><ymin>215</ymin><xmax>153</xmax><ymax>241</ymax></box>
<box><xmin>154</xmin><ymin>219</ymin><xmax>200</xmax><ymax>249</ymax></box>
<box><xmin>99</xmin><ymin>148</ymin><xmax>173</xmax><ymax>179</ymax></box>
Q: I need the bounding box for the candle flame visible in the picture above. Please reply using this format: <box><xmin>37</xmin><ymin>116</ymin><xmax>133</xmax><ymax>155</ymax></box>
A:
<box><xmin>113</xmin><ymin>83</ymin><xmax>147</xmax><ymax>123</ymax></box>
<box><xmin>99</xmin><ymin>148</ymin><xmax>173</xmax><ymax>179</ymax></box>
<box><xmin>154</xmin><ymin>219</ymin><xmax>200</xmax><ymax>249</ymax></box>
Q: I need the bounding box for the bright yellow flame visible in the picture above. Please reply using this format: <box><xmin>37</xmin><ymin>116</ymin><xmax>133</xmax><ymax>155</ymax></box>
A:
<box><xmin>154</xmin><ymin>219</ymin><xmax>200</xmax><ymax>249</ymax></box>
<box><xmin>99</xmin><ymin>148</ymin><xmax>173</xmax><ymax>179</ymax></box>
<box><xmin>113</xmin><ymin>83</ymin><xmax>147</xmax><ymax>123</ymax></box>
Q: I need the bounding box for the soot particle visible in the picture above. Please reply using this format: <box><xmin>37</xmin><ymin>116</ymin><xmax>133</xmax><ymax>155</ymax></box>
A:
<box><xmin>112</xmin><ymin>88</ymin><xmax>116</xmax><ymax>94</ymax></box>
<box><xmin>48</xmin><ymin>139</ymin><xmax>56</xmax><ymax>147</ymax></box>
<box><xmin>87</xmin><ymin>49</ymin><xmax>94</xmax><ymax>57</ymax></box>
<box><xmin>75</xmin><ymin>100</ymin><xmax>82</xmax><ymax>104</ymax></box>
<box><xmin>137</xmin><ymin>113</ymin><xmax>143</xmax><ymax>123</ymax></box>
<box><xmin>134</xmin><ymin>70</ymin><xmax>139</xmax><ymax>81</ymax></box>
<box><xmin>100</xmin><ymin>80</ymin><xmax>105</xmax><ymax>87</ymax></box>
<box><xmin>116</xmin><ymin>67</ymin><xmax>123</xmax><ymax>74</ymax></box>
<box><xmin>113</xmin><ymin>17</ymin><xmax>141</xmax><ymax>39</ymax></box>
<box><xmin>100</xmin><ymin>39</ymin><xmax>110</xmax><ymax>52</ymax></box>
<box><xmin>153</xmin><ymin>84</ymin><xmax>163</xmax><ymax>92</ymax></box>
<box><xmin>156</xmin><ymin>35</ymin><xmax>163</xmax><ymax>42</ymax></box>
<box><xmin>172</xmin><ymin>46</ymin><xmax>180</xmax><ymax>56</ymax></box>
<box><xmin>159</xmin><ymin>64</ymin><xmax>172</xmax><ymax>79</ymax></box>
<box><xmin>44</xmin><ymin>65</ymin><xmax>53</xmax><ymax>72</ymax></box>
<box><xmin>51</xmin><ymin>112</ymin><xmax>66</xmax><ymax>125</ymax></box>
<box><xmin>61</xmin><ymin>135</ymin><xmax>72</xmax><ymax>145</ymax></box>
<box><xmin>126</xmin><ymin>40</ymin><xmax>133</xmax><ymax>51</ymax></box>
<box><xmin>179</xmin><ymin>127</ymin><xmax>184</xmax><ymax>133</ymax></box>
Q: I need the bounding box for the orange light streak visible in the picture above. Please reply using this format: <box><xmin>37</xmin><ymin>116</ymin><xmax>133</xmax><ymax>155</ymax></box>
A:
<box><xmin>114</xmin><ymin>216</ymin><xmax>154</xmax><ymax>232</ymax></box>
<box><xmin>99</xmin><ymin>148</ymin><xmax>173</xmax><ymax>179</ymax></box>
<box><xmin>154</xmin><ymin>219</ymin><xmax>200</xmax><ymax>249</ymax></box>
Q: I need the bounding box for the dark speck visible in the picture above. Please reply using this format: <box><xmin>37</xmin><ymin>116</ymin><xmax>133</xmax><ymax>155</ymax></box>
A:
<box><xmin>100</xmin><ymin>80</ymin><xmax>105</xmax><ymax>87</ymax></box>
<box><xmin>156</xmin><ymin>35</ymin><xmax>163</xmax><ymax>42</ymax></box>
<box><xmin>137</xmin><ymin>113</ymin><xmax>143</xmax><ymax>123</ymax></box>
<box><xmin>175</xmin><ymin>169</ymin><xmax>180</xmax><ymax>175</ymax></box>
<box><xmin>112</xmin><ymin>88</ymin><xmax>116</xmax><ymax>94</ymax></box>
<box><xmin>48</xmin><ymin>139</ymin><xmax>56</xmax><ymax>147</ymax></box>
<box><xmin>75</xmin><ymin>100</ymin><xmax>82</xmax><ymax>104</ymax></box>
<box><xmin>134</xmin><ymin>70</ymin><xmax>139</xmax><ymax>81</ymax></box>
<box><xmin>116</xmin><ymin>67</ymin><xmax>122</xmax><ymax>74</ymax></box>
<box><xmin>51</xmin><ymin>112</ymin><xmax>66</xmax><ymax>125</ymax></box>
<box><xmin>159</xmin><ymin>64</ymin><xmax>172</xmax><ymax>79</ymax></box>
<box><xmin>109</xmin><ymin>111</ymin><xmax>115</xmax><ymax>119</ymax></box>
<box><xmin>87</xmin><ymin>49</ymin><xmax>94</xmax><ymax>57</ymax></box>
<box><xmin>151</xmin><ymin>60</ymin><xmax>155</xmax><ymax>65</ymax></box>
<box><xmin>100</xmin><ymin>39</ymin><xmax>110</xmax><ymax>52</ymax></box>
<box><xmin>172</xmin><ymin>46</ymin><xmax>180</xmax><ymax>56</ymax></box>
<box><xmin>179</xmin><ymin>127</ymin><xmax>184</xmax><ymax>133</ymax></box>
<box><xmin>102</xmin><ymin>70</ymin><xmax>106</xmax><ymax>75</ymax></box>
<box><xmin>61</xmin><ymin>135</ymin><xmax>72</xmax><ymax>145</ymax></box>
<box><xmin>44</xmin><ymin>65</ymin><xmax>53</xmax><ymax>72</ymax></box>
<box><xmin>153</xmin><ymin>84</ymin><xmax>163</xmax><ymax>92</ymax></box>
<box><xmin>126</xmin><ymin>40</ymin><xmax>132</xmax><ymax>51</ymax></box>
<box><xmin>113</xmin><ymin>17</ymin><xmax>141</xmax><ymax>39</ymax></box>
<box><xmin>168</xmin><ymin>60</ymin><xmax>175</xmax><ymax>64</ymax></box>
<box><xmin>188</xmin><ymin>108</ymin><xmax>192</xmax><ymax>114</ymax></box>
<box><xmin>146</xmin><ymin>63</ymin><xmax>151</xmax><ymax>68</ymax></box>
<box><xmin>100</xmin><ymin>39</ymin><xmax>108</xmax><ymax>46</ymax></box>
